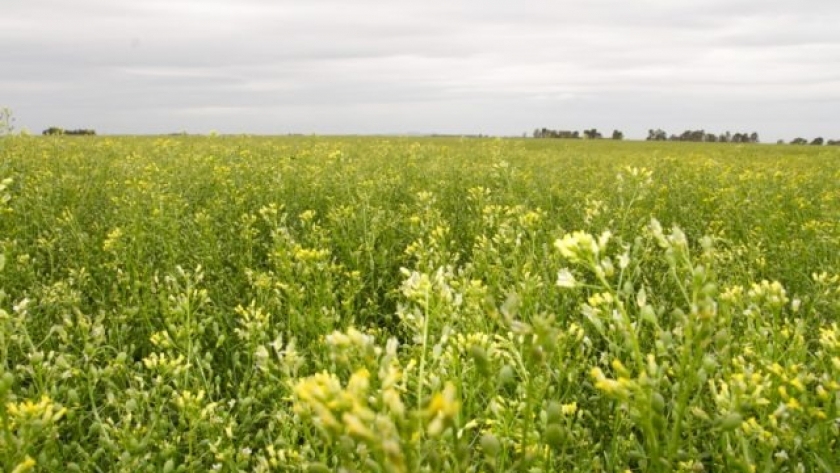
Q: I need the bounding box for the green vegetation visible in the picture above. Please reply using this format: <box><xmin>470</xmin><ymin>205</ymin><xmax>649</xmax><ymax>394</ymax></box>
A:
<box><xmin>1</xmin><ymin>136</ymin><xmax>839</xmax><ymax>472</ymax></box>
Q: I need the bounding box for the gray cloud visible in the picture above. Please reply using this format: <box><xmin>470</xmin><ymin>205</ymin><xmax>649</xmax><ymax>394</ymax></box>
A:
<box><xmin>1</xmin><ymin>0</ymin><xmax>839</xmax><ymax>139</ymax></box>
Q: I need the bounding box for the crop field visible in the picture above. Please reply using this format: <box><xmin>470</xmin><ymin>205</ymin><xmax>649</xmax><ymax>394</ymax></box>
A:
<box><xmin>1</xmin><ymin>136</ymin><xmax>839</xmax><ymax>472</ymax></box>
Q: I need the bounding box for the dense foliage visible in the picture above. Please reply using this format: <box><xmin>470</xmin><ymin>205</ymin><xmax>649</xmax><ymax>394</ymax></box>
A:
<box><xmin>1</xmin><ymin>136</ymin><xmax>839</xmax><ymax>472</ymax></box>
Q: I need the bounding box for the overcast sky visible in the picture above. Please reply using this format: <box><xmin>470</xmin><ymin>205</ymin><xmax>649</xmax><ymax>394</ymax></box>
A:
<box><xmin>2</xmin><ymin>0</ymin><xmax>839</xmax><ymax>139</ymax></box>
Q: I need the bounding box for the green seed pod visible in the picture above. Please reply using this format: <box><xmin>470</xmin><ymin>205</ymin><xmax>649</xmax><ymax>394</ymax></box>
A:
<box><xmin>653</xmin><ymin>412</ymin><xmax>666</xmax><ymax>432</ymax></box>
<box><xmin>498</xmin><ymin>365</ymin><xmax>516</xmax><ymax>388</ymax></box>
<box><xmin>0</xmin><ymin>372</ymin><xmax>13</xmax><ymax>396</ymax></box>
<box><xmin>30</xmin><ymin>351</ymin><xmax>45</xmax><ymax>364</ymax></box>
<box><xmin>627</xmin><ymin>449</ymin><xmax>646</xmax><ymax>461</ymax></box>
<box><xmin>651</xmin><ymin>392</ymin><xmax>666</xmax><ymax>414</ymax></box>
<box><xmin>163</xmin><ymin>459</ymin><xmax>175</xmax><ymax>473</ymax></box>
<box><xmin>89</xmin><ymin>422</ymin><xmax>102</xmax><ymax>436</ymax></box>
<box><xmin>529</xmin><ymin>344</ymin><xmax>545</xmax><ymax>363</ymax></box>
<box><xmin>128</xmin><ymin>438</ymin><xmax>141</xmax><ymax>453</ymax></box>
<box><xmin>307</xmin><ymin>463</ymin><xmax>331</xmax><ymax>473</ymax></box>
<box><xmin>702</xmin><ymin>355</ymin><xmax>718</xmax><ymax>372</ymax></box>
<box><xmin>338</xmin><ymin>435</ymin><xmax>355</xmax><ymax>453</ymax></box>
<box><xmin>469</xmin><ymin>345</ymin><xmax>490</xmax><ymax>375</ymax></box>
<box><xmin>480</xmin><ymin>433</ymin><xmax>502</xmax><ymax>457</ymax></box>
<box><xmin>717</xmin><ymin>412</ymin><xmax>743</xmax><ymax>432</ymax></box>
<box><xmin>544</xmin><ymin>424</ymin><xmax>566</xmax><ymax>450</ymax></box>
<box><xmin>546</xmin><ymin>401</ymin><xmax>563</xmax><ymax>424</ymax></box>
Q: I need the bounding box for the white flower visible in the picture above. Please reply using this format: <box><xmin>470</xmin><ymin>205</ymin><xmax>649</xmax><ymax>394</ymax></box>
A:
<box><xmin>554</xmin><ymin>231</ymin><xmax>598</xmax><ymax>263</ymax></box>
<box><xmin>13</xmin><ymin>298</ymin><xmax>30</xmax><ymax>314</ymax></box>
<box><xmin>556</xmin><ymin>269</ymin><xmax>577</xmax><ymax>289</ymax></box>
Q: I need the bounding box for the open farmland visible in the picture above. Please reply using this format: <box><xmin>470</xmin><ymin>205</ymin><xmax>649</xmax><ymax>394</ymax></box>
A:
<box><xmin>1</xmin><ymin>136</ymin><xmax>839</xmax><ymax>472</ymax></box>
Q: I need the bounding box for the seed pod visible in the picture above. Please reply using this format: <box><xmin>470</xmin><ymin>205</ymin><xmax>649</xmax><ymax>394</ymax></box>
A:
<box><xmin>480</xmin><ymin>434</ymin><xmax>502</xmax><ymax>457</ymax></box>
<box><xmin>546</xmin><ymin>401</ymin><xmax>563</xmax><ymax>424</ymax></box>
<box><xmin>651</xmin><ymin>392</ymin><xmax>666</xmax><ymax>414</ymax></box>
<box><xmin>0</xmin><ymin>372</ymin><xmax>14</xmax><ymax>396</ymax></box>
<box><xmin>469</xmin><ymin>345</ymin><xmax>490</xmax><ymax>375</ymax></box>
<box><xmin>498</xmin><ymin>365</ymin><xmax>516</xmax><ymax>389</ymax></box>
<box><xmin>627</xmin><ymin>449</ymin><xmax>646</xmax><ymax>461</ymax></box>
<box><xmin>307</xmin><ymin>462</ymin><xmax>331</xmax><ymax>473</ymax></box>
<box><xmin>544</xmin><ymin>424</ymin><xmax>566</xmax><ymax>450</ymax></box>
<box><xmin>717</xmin><ymin>412</ymin><xmax>743</xmax><ymax>432</ymax></box>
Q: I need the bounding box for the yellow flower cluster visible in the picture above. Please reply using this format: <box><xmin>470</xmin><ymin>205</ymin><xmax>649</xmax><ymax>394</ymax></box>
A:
<box><xmin>6</xmin><ymin>395</ymin><xmax>67</xmax><ymax>426</ymax></box>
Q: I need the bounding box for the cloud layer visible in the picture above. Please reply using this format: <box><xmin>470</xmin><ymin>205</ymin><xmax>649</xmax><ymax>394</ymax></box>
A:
<box><xmin>2</xmin><ymin>0</ymin><xmax>839</xmax><ymax>139</ymax></box>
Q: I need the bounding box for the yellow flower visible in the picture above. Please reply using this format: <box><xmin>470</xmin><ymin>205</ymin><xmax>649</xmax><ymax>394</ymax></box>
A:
<box><xmin>6</xmin><ymin>395</ymin><xmax>67</xmax><ymax>424</ymax></box>
<box><xmin>561</xmin><ymin>402</ymin><xmax>578</xmax><ymax>416</ymax></box>
<box><xmin>425</xmin><ymin>382</ymin><xmax>460</xmax><ymax>436</ymax></box>
<box><xmin>342</xmin><ymin>412</ymin><xmax>374</xmax><ymax>440</ymax></box>
<box><xmin>11</xmin><ymin>456</ymin><xmax>36</xmax><ymax>473</ymax></box>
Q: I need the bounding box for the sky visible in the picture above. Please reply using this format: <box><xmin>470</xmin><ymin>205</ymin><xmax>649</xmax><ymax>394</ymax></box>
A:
<box><xmin>1</xmin><ymin>0</ymin><xmax>839</xmax><ymax>140</ymax></box>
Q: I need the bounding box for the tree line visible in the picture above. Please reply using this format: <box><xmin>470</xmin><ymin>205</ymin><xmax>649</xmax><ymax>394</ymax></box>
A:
<box><xmin>533</xmin><ymin>128</ymin><xmax>623</xmax><ymax>140</ymax></box>
<box><xmin>533</xmin><ymin>127</ymin><xmax>840</xmax><ymax>146</ymax></box>
<box><xmin>646</xmin><ymin>129</ymin><xmax>760</xmax><ymax>143</ymax></box>
<box><xmin>788</xmin><ymin>137</ymin><xmax>840</xmax><ymax>146</ymax></box>
<box><xmin>42</xmin><ymin>127</ymin><xmax>96</xmax><ymax>136</ymax></box>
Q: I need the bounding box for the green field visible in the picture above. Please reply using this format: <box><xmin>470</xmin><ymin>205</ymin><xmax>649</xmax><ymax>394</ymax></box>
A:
<box><xmin>1</xmin><ymin>136</ymin><xmax>839</xmax><ymax>472</ymax></box>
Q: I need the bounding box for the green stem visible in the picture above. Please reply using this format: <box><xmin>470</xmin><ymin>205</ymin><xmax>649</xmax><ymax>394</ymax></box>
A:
<box><xmin>666</xmin><ymin>267</ymin><xmax>700</xmax><ymax>461</ymax></box>
<box><xmin>415</xmin><ymin>290</ymin><xmax>432</xmax><ymax>457</ymax></box>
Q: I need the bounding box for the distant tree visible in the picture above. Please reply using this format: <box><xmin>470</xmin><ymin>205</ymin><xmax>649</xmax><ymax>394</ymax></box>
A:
<box><xmin>828</xmin><ymin>139</ymin><xmax>840</xmax><ymax>146</ymax></box>
<box><xmin>811</xmin><ymin>137</ymin><xmax>824</xmax><ymax>146</ymax></box>
<box><xmin>611</xmin><ymin>130</ymin><xmax>624</xmax><ymax>140</ymax></box>
<box><xmin>0</xmin><ymin>107</ymin><xmax>14</xmax><ymax>136</ymax></box>
<box><xmin>43</xmin><ymin>127</ymin><xmax>65</xmax><ymax>136</ymax></box>
<box><xmin>533</xmin><ymin>128</ymin><xmax>582</xmax><ymax>139</ymax></box>
<box><xmin>705</xmin><ymin>133</ymin><xmax>717</xmax><ymax>142</ymax></box>
<box><xmin>777</xmin><ymin>139</ymin><xmax>785</xmax><ymax>145</ymax></box>
<box><xmin>791</xmin><ymin>137</ymin><xmax>808</xmax><ymax>145</ymax></box>
<box><xmin>677</xmin><ymin>129</ymin><xmax>707</xmax><ymax>142</ymax></box>
<box><xmin>647</xmin><ymin>129</ymin><xmax>668</xmax><ymax>141</ymax></box>
<box><xmin>729</xmin><ymin>132</ymin><xmax>758</xmax><ymax>144</ymax></box>
<box><xmin>583</xmin><ymin>128</ymin><xmax>602</xmax><ymax>139</ymax></box>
